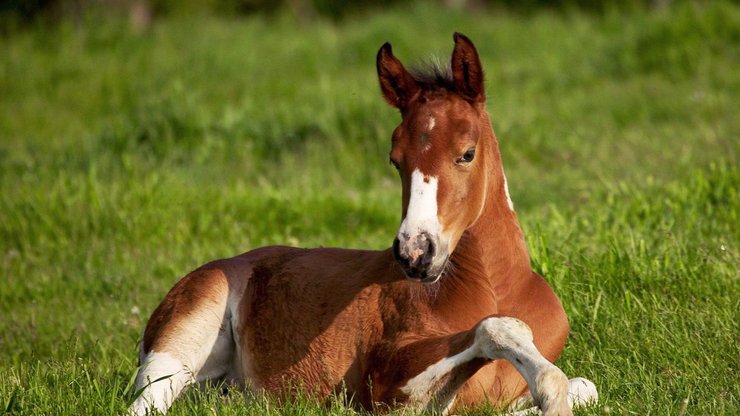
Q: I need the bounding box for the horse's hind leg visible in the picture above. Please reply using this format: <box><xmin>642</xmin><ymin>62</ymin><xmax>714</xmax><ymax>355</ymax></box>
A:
<box><xmin>128</xmin><ymin>269</ymin><xmax>236</xmax><ymax>415</ymax></box>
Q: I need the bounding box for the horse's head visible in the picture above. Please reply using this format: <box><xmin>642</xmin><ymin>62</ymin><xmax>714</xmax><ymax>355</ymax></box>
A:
<box><xmin>378</xmin><ymin>33</ymin><xmax>497</xmax><ymax>283</ymax></box>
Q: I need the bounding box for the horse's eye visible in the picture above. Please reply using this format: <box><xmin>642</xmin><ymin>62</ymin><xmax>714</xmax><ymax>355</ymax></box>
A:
<box><xmin>457</xmin><ymin>147</ymin><xmax>476</xmax><ymax>164</ymax></box>
<box><xmin>389</xmin><ymin>158</ymin><xmax>400</xmax><ymax>171</ymax></box>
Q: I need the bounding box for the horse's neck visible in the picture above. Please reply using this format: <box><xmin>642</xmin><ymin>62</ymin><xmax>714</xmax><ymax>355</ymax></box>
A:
<box><xmin>431</xmin><ymin>134</ymin><xmax>531</xmax><ymax>322</ymax></box>
<box><xmin>464</xmin><ymin>181</ymin><xmax>531</xmax><ymax>285</ymax></box>
<box><xmin>470</xmin><ymin>122</ymin><xmax>532</xmax><ymax>284</ymax></box>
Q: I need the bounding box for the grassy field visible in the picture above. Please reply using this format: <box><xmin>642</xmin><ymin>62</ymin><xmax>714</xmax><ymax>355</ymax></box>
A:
<box><xmin>1</xmin><ymin>1</ymin><xmax>738</xmax><ymax>414</ymax></box>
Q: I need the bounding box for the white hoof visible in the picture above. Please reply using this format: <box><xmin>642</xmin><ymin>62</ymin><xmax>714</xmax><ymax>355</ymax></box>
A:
<box><xmin>535</xmin><ymin>367</ymin><xmax>572</xmax><ymax>416</ymax></box>
<box><xmin>567</xmin><ymin>377</ymin><xmax>598</xmax><ymax>407</ymax></box>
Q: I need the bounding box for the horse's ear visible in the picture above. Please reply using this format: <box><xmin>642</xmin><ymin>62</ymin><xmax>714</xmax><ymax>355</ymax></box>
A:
<box><xmin>377</xmin><ymin>42</ymin><xmax>420</xmax><ymax>110</ymax></box>
<box><xmin>451</xmin><ymin>32</ymin><xmax>485</xmax><ymax>103</ymax></box>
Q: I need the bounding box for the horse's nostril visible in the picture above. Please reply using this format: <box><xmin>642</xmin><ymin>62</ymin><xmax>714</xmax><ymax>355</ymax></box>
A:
<box><xmin>421</xmin><ymin>239</ymin><xmax>436</xmax><ymax>267</ymax></box>
<box><xmin>416</xmin><ymin>232</ymin><xmax>435</xmax><ymax>266</ymax></box>
<box><xmin>393</xmin><ymin>237</ymin><xmax>409</xmax><ymax>266</ymax></box>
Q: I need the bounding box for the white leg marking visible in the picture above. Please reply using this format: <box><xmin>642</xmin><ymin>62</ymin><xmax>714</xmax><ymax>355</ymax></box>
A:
<box><xmin>401</xmin><ymin>346</ymin><xmax>478</xmax><ymax>413</ymax></box>
<box><xmin>508</xmin><ymin>377</ymin><xmax>598</xmax><ymax>415</ymax></box>
<box><xmin>129</xmin><ymin>352</ymin><xmax>193</xmax><ymax>416</ymax></box>
<box><xmin>400</xmin><ymin>317</ymin><xmax>591</xmax><ymax>415</ymax></box>
<box><xmin>129</xmin><ymin>296</ymin><xmax>236</xmax><ymax>414</ymax></box>
<box><xmin>476</xmin><ymin>317</ymin><xmax>572</xmax><ymax>416</ymax></box>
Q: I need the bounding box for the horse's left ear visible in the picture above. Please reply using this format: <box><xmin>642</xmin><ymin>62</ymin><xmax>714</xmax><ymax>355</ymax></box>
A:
<box><xmin>451</xmin><ymin>32</ymin><xmax>485</xmax><ymax>103</ymax></box>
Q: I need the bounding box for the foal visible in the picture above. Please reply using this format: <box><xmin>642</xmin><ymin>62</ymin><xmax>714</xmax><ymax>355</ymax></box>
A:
<box><xmin>129</xmin><ymin>33</ymin><xmax>597</xmax><ymax>416</ymax></box>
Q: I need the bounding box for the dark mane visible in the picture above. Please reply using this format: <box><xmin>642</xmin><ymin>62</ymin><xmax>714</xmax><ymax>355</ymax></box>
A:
<box><xmin>409</xmin><ymin>58</ymin><xmax>454</xmax><ymax>91</ymax></box>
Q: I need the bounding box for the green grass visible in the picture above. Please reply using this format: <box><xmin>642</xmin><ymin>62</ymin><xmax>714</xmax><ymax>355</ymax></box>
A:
<box><xmin>0</xmin><ymin>1</ymin><xmax>738</xmax><ymax>414</ymax></box>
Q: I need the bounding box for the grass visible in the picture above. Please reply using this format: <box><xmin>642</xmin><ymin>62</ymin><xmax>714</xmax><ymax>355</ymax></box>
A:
<box><xmin>0</xmin><ymin>1</ymin><xmax>738</xmax><ymax>414</ymax></box>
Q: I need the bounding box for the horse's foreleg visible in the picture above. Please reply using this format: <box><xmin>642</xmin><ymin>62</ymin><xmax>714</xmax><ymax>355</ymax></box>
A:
<box><xmin>508</xmin><ymin>377</ymin><xmax>598</xmax><ymax>415</ymax></box>
<box><xmin>376</xmin><ymin>330</ymin><xmax>486</xmax><ymax>414</ymax></box>
<box><xmin>389</xmin><ymin>316</ymin><xmax>577</xmax><ymax>416</ymax></box>
<box><xmin>474</xmin><ymin>316</ymin><xmax>572</xmax><ymax>416</ymax></box>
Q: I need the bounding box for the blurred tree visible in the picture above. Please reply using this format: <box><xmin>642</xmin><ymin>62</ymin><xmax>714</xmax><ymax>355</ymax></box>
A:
<box><xmin>128</xmin><ymin>0</ymin><xmax>151</xmax><ymax>32</ymax></box>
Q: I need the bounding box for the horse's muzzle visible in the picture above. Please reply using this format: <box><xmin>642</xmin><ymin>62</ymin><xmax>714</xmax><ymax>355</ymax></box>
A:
<box><xmin>393</xmin><ymin>232</ymin><xmax>445</xmax><ymax>283</ymax></box>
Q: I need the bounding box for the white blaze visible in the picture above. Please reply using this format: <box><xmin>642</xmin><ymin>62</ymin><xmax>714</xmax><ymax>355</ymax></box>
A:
<box><xmin>398</xmin><ymin>169</ymin><xmax>441</xmax><ymax>238</ymax></box>
<box><xmin>427</xmin><ymin>116</ymin><xmax>436</xmax><ymax>131</ymax></box>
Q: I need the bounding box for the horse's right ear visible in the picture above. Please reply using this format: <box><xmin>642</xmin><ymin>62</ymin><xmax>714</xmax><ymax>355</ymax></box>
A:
<box><xmin>377</xmin><ymin>42</ymin><xmax>419</xmax><ymax>110</ymax></box>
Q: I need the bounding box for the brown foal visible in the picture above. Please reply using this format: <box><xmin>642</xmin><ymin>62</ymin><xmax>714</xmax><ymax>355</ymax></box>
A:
<box><xmin>129</xmin><ymin>33</ymin><xmax>597</xmax><ymax>416</ymax></box>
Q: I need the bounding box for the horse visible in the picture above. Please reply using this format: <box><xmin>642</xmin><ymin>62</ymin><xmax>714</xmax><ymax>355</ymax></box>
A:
<box><xmin>129</xmin><ymin>33</ymin><xmax>597</xmax><ymax>416</ymax></box>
